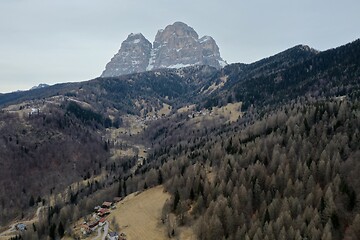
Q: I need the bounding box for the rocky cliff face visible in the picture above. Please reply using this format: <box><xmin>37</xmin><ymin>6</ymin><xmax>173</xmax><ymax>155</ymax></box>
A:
<box><xmin>101</xmin><ymin>22</ymin><xmax>226</xmax><ymax>77</ymax></box>
<box><xmin>101</xmin><ymin>33</ymin><xmax>152</xmax><ymax>77</ymax></box>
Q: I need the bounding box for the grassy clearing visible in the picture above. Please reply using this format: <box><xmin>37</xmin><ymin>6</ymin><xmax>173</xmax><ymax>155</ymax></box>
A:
<box><xmin>158</xmin><ymin>103</ymin><xmax>172</xmax><ymax>117</ymax></box>
<box><xmin>177</xmin><ymin>104</ymin><xmax>196</xmax><ymax>114</ymax></box>
<box><xmin>115</xmin><ymin>115</ymin><xmax>147</xmax><ymax>136</ymax></box>
<box><xmin>212</xmin><ymin>102</ymin><xmax>243</xmax><ymax>123</ymax></box>
<box><xmin>189</xmin><ymin>102</ymin><xmax>243</xmax><ymax>127</ymax></box>
<box><xmin>111</xmin><ymin>186</ymin><xmax>170</xmax><ymax>240</ymax></box>
<box><xmin>202</xmin><ymin>75</ymin><xmax>229</xmax><ymax>94</ymax></box>
<box><xmin>108</xmin><ymin>185</ymin><xmax>196</xmax><ymax>240</ymax></box>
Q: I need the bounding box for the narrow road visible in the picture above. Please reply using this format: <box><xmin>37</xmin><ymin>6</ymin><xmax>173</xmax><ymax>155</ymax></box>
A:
<box><xmin>0</xmin><ymin>223</ymin><xmax>16</xmax><ymax>237</ymax></box>
<box><xmin>92</xmin><ymin>221</ymin><xmax>109</xmax><ymax>240</ymax></box>
<box><xmin>101</xmin><ymin>222</ymin><xmax>109</xmax><ymax>240</ymax></box>
<box><xmin>0</xmin><ymin>205</ymin><xmax>44</xmax><ymax>237</ymax></box>
<box><xmin>35</xmin><ymin>206</ymin><xmax>45</xmax><ymax>219</ymax></box>
<box><xmin>92</xmin><ymin>227</ymin><xmax>102</xmax><ymax>240</ymax></box>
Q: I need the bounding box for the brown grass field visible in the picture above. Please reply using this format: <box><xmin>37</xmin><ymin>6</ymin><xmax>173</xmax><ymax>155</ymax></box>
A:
<box><xmin>112</xmin><ymin>186</ymin><xmax>170</xmax><ymax>240</ymax></box>
<box><xmin>112</xmin><ymin>185</ymin><xmax>195</xmax><ymax>240</ymax></box>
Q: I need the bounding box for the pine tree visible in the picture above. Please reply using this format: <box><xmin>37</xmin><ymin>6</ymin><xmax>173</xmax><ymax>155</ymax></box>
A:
<box><xmin>58</xmin><ymin>222</ymin><xmax>65</xmax><ymax>238</ymax></box>
<box><xmin>29</xmin><ymin>195</ymin><xmax>35</xmax><ymax>207</ymax></box>
<box><xmin>117</xmin><ymin>180</ymin><xmax>122</xmax><ymax>196</ymax></box>
<box><xmin>263</xmin><ymin>208</ymin><xmax>270</xmax><ymax>225</ymax></box>
<box><xmin>158</xmin><ymin>170</ymin><xmax>163</xmax><ymax>184</ymax></box>
<box><xmin>173</xmin><ymin>190</ymin><xmax>180</xmax><ymax>211</ymax></box>
<box><xmin>321</xmin><ymin>221</ymin><xmax>332</xmax><ymax>240</ymax></box>
<box><xmin>49</xmin><ymin>223</ymin><xmax>56</xmax><ymax>239</ymax></box>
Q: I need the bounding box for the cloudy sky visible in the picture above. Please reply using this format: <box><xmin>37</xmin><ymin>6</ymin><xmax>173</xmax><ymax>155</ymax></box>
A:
<box><xmin>0</xmin><ymin>0</ymin><xmax>359</xmax><ymax>93</ymax></box>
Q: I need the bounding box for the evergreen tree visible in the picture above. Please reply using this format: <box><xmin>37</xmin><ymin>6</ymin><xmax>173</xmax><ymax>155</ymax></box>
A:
<box><xmin>58</xmin><ymin>221</ymin><xmax>65</xmax><ymax>238</ymax></box>
<box><xmin>29</xmin><ymin>195</ymin><xmax>35</xmax><ymax>207</ymax></box>
<box><xmin>173</xmin><ymin>190</ymin><xmax>180</xmax><ymax>211</ymax></box>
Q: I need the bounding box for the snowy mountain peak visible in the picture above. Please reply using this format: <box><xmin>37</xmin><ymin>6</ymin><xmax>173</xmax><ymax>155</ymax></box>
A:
<box><xmin>129</xmin><ymin>32</ymin><xmax>142</xmax><ymax>37</ymax></box>
<box><xmin>30</xmin><ymin>83</ymin><xmax>49</xmax><ymax>90</ymax></box>
<box><xmin>101</xmin><ymin>22</ymin><xmax>227</xmax><ymax>77</ymax></box>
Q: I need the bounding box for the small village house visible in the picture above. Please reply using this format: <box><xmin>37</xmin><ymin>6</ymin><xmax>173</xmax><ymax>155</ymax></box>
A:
<box><xmin>97</xmin><ymin>208</ymin><xmax>110</xmax><ymax>217</ymax></box>
<box><xmin>15</xmin><ymin>223</ymin><xmax>27</xmax><ymax>231</ymax></box>
<box><xmin>88</xmin><ymin>221</ymin><xmax>99</xmax><ymax>231</ymax></box>
<box><xmin>99</xmin><ymin>217</ymin><xmax>107</xmax><ymax>227</ymax></box>
<box><xmin>102</xmin><ymin>201</ymin><xmax>113</xmax><ymax>208</ymax></box>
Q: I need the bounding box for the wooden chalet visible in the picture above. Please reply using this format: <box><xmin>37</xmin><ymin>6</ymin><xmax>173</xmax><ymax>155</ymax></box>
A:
<box><xmin>97</xmin><ymin>208</ymin><xmax>110</xmax><ymax>217</ymax></box>
<box><xmin>99</xmin><ymin>217</ymin><xmax>107</xmax><ymax>226</ymax></box>
<box><xmin>102</xmin><ymin>201</ymin><xmax>113</xmax><ymax>208</ymax></box>
<box><xmin>88</xmin><ymin>220</ymin><xmax>99</xmax><ymax>230</ymax></box>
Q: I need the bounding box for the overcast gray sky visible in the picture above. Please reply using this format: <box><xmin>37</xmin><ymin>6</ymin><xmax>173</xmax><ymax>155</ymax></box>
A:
<box><xmin>0</xmin><ymin>0</ymin><xmax>359</xmax><ymax>93</ymax></box>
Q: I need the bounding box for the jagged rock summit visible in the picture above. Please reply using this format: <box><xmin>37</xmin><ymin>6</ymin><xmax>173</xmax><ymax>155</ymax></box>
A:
<box><xmin>102</xmin><ymin>33</ymin><xmax>152</xmax><ymax>77</ymax></box>
<box><xmin>101</xmin><ymin>22</ymin><xmax>226</xmax><ymax>78</ymax></box>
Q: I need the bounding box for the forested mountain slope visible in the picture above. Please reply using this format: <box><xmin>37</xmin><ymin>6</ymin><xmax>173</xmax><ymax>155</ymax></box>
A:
<box><xmin>0</xmin><ymin>101</ymin><xmax>110</xmax><ymax>224</ymax></box>
<box><xmin>0</xmin><ymin>39</ymin><xmax>359</xmax><ymax>239</ymax></box>
<box><xmin>0</xmin><ymin>65</ymin><xmax>218</xmax><ymax>113</ymax></box>
<box><xmin>146</xmin><ymin>99</ymin><xmax>360</xmax><ymax>239</ymax></box>
<box><xmin>202</xmin><ymin>39</ymin><xmax>360</xmax><ymax>111</ymax></box>
<box><xmin>132</xmin><ymin>40</ymin><xmax>360</xmax><ymax>239</ymax></box>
